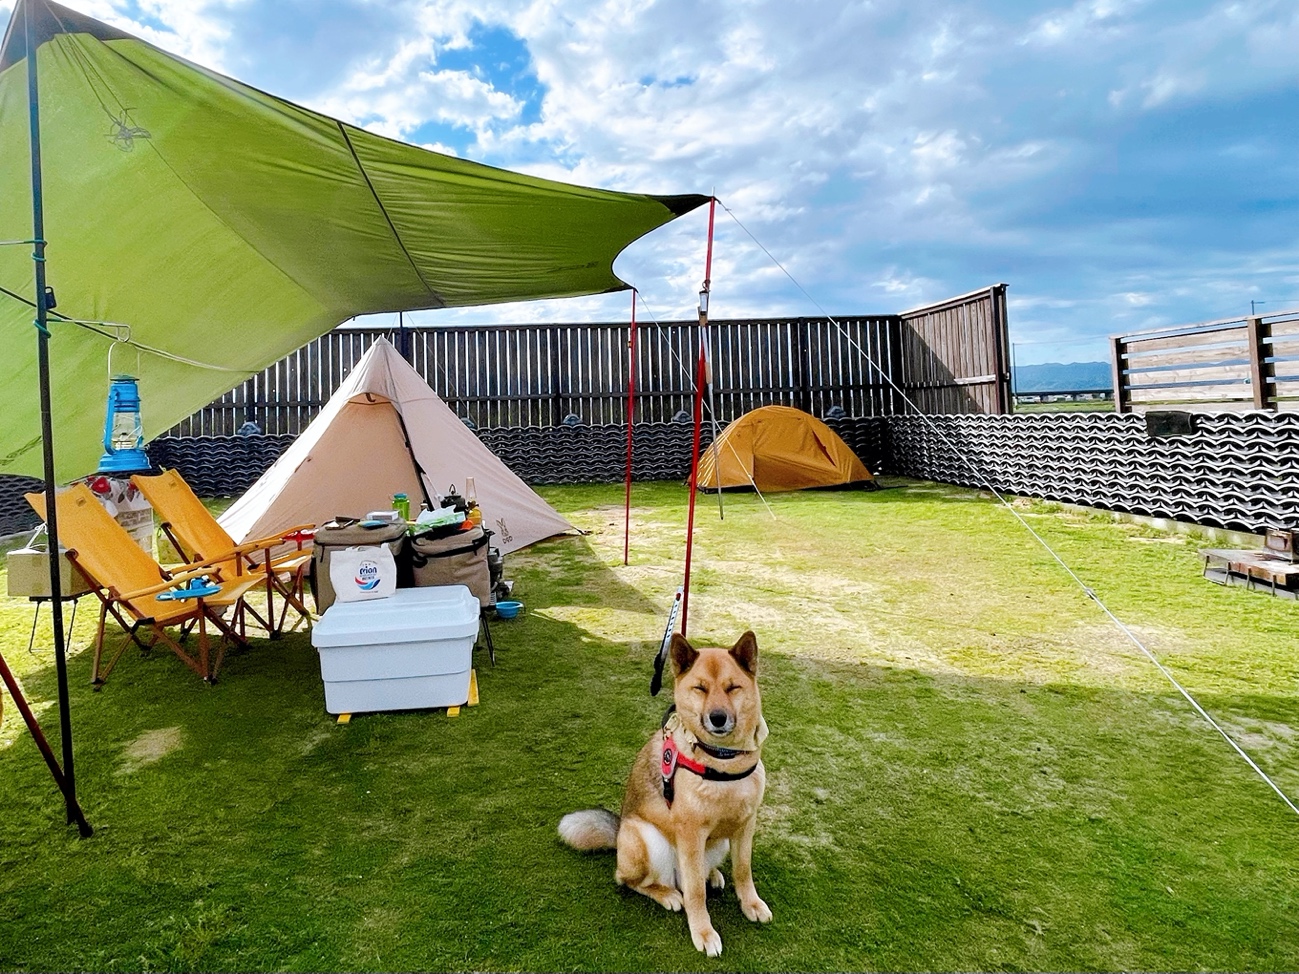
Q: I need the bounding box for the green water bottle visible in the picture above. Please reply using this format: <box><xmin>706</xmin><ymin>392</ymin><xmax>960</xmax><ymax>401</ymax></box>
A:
<box><xmin>392</xmin><ymin>492</ymin><xmax>410</xmax><ymax>520</ymax></box>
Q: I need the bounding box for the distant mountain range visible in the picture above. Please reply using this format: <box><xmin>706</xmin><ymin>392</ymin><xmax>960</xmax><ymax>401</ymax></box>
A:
<box><xmin>1012</xmin><ymin>361</ymin><xmax>1111</xmax><ymax>393</ymax></box>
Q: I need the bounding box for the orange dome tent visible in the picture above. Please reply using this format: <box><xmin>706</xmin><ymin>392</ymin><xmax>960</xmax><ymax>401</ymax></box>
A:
<box><xmin>696</xmin><ymin>406</ymin><xmax>874</xmax><ymax>492</ymax></box>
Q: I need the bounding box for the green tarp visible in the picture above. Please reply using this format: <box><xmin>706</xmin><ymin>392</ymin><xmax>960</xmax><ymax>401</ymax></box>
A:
<box><xmin>0</xmin><ymin>0</ymin><xmax>705</xmax><ymax>479</ymax></box>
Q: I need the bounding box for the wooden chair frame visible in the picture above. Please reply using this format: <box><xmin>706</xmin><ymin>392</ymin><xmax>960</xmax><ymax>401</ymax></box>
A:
<box><xmin>27</xmin><ymin>485</ymin><xmax>262</xmax><ymax>684</ymax></box>
<box><xmin>80</xmin><ymin>561</ymin><xmax>257</xmax><ymax>684</ymax></box>
<box><xmin>131</xmin><ymin>470</ymin><xmax>314</xmax><ymax>638</ymax></box>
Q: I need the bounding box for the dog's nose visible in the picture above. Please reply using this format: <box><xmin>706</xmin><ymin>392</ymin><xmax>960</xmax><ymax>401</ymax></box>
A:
<box><xmin>707</xmin><ymin>709</ymin><xmax>732</xmax><ymax>732</ymax></box>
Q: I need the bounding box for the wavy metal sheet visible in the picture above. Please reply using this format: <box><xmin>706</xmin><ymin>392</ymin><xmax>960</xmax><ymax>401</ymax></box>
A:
<box><xmin>885</xmin><ymin>412</ymin><xmax>1299</xmax><ymax>533</ymax></box>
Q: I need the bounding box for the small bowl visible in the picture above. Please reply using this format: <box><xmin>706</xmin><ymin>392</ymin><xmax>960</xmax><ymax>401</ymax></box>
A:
<box><xmin>495</xmin><ymin>600</ymin><xmax>523</xmax><ymax>619</ymax></box>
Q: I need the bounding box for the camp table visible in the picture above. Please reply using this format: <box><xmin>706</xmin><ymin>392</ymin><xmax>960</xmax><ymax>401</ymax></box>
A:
<box><xmin>1200</xmin><ymin>548</ymin><xmax>1299</xmax><ymax>596</ymax></box>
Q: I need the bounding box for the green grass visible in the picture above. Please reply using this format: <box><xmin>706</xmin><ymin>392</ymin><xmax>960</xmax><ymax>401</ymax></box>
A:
<box><xmin>2</xmin><ymin>480</ymin><xmax>1298</xmax><ymax>971</ymax></box>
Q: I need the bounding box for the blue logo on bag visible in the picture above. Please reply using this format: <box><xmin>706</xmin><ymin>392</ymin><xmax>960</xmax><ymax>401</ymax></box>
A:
<box><xmin>355</xmin><ymin>559</ymin><xmax>381</xmax><ymax>591</ymax></box>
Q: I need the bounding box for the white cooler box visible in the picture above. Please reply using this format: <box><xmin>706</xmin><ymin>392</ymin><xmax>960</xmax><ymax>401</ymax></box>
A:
<box><xmin>311</xmin><ymin>586</ymin><xmax>480</xmax><ymax>715</ymax></box>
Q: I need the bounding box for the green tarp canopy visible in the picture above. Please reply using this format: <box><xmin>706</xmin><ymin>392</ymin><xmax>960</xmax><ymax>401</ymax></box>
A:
<box><xmin>0</xmin><ymin>0</ymin><xmax>706</xmax><ymax>479</ymax></box>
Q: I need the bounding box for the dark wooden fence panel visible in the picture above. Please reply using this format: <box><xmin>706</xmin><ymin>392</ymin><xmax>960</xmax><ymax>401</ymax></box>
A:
<box><xmin>897</xmin><ymin>284</ymin><xmax>1010</xmax><ymax>414</ymax></box>
<box><xmin>1112</xmin><ymin>309</ymin><xmax>1299</xmax><ymax>413</ymax></box>
<box><xmin>163</xmin><ymin>287</ymin><xmax>1009</xmax><ymax>437</ymax></box>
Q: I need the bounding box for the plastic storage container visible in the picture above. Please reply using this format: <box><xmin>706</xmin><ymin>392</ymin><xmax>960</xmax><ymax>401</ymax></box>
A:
<box><xmin>311</xmin><ymin>585</ymin><xmax>480</xmax><ymax>714</ymax></box>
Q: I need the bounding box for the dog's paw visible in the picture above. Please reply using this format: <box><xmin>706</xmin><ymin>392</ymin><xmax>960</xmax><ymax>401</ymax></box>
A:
<box><xmin>708</xmin><ymin>868</ymin><xmax>726</xmax><ymax>890</ymax></box>
<box><xmin>741</xmin><ymin>895</ymin><xmax>772</xmax><ymax>923</ymax></box>
<box><xmin>659</xmin><ymin>889</ymin><xmax>683</xmax><ymax>912</ymax></box>
<box><xmin>692</xmin><ymin>925</ymin><xmax>723</xmax><ymax>957</ymax></box>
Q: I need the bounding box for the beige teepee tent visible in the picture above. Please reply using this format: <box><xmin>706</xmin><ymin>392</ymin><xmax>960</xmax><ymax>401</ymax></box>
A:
<box><xmin>219</xmin><ymin>338</ymin><xmax>573</xmax><ymax>554</ymax></box>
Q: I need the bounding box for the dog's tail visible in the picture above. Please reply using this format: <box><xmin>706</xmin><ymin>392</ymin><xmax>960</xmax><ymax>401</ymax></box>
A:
<box><xmin>558</xmin><ymin>808</ymin><xmax>620</xmax><ymax>851</ymax></box>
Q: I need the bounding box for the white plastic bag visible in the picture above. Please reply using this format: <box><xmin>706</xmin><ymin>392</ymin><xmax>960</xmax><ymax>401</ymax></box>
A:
<box><xmin>328</xmin><ymin>545</ymin><xmax>397</xmax><ymax>603</ymax></box>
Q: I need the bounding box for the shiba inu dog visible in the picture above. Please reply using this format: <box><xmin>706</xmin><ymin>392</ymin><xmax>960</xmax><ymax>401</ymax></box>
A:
<box><xmin>559</xmin><ymin>631</ymin><xmax>771</xmax><ymax>957</ymax></box>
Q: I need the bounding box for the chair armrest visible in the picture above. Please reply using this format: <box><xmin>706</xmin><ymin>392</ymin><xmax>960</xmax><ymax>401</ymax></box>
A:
<box><xmin>242</xmin><ymin>524</ymin><xmax>317</xmax><ymax>552</ymax></box>
<box><xmin>118</xmin><ymin>566</ymin><xmax>221</xmax><ymax>602</ymax></box>
<box><xmin>170</xmin><ymin>556</ymin><xmax>228</xmax><ymax>575</ymax></box>
<box><xmin>268</xmin><ymin>552</ymin><xmax>312</xmax><ymax>571</ymax></box>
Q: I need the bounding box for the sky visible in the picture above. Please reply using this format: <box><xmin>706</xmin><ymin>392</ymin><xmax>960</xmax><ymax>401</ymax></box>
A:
<box><xmin>3</xmin><ymin>0</ymin><xmax>1297</xmax><ymax>365</ymax></box>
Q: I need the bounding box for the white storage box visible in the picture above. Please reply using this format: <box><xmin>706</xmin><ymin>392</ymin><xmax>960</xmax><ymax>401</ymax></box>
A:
<box><xmin>311</xmin><ymin>586</ymin><xmax>480</xmax><ymax>715</ymax></box>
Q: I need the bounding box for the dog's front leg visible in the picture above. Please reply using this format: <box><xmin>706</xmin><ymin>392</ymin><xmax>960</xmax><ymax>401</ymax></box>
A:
<box><xmin>677</xmin><ymin>831</ymin><xmax>723</xmax><ymax>956</ymax></box>
<box><xmin>732</xmin><ymin>812</ymin><xmax>772</xmax><ymax>923</ymax></box>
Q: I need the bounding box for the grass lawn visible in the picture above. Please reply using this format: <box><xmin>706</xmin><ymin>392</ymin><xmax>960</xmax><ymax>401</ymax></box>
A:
<box><xmin>2</xmin><ymin>479</ymin><xmax>1297</xmax><ymax>971</ymax></box>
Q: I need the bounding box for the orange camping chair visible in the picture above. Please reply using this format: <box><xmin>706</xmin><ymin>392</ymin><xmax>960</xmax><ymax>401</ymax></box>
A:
<box><xmin>26</xmin><ymin>485</ymin><xmax>263</xmax><ymax>684</ymax></box>
<box><xmin>131</xmin><ymin>469</ymin><xmax>314</xmax><ymax>638</ymax></box>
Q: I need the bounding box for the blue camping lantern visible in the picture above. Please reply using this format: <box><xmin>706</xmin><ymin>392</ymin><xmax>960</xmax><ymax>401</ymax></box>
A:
<box><xmin>98</xmin><ymin>375</ymin><xmax>151</xmax><ymax>474</ymax></box>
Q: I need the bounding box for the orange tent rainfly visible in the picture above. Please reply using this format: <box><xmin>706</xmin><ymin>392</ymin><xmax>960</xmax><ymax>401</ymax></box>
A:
<box><xmin>696</xmin><ymin>406</ymin><xmax>874</xmax><ymax>492</ymax></box>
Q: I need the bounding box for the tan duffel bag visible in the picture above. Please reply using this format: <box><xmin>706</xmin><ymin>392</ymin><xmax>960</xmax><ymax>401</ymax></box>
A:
<box><xmin>311</xmin><ymin>520</ymin><xmax>408</xmax><ymax>613</ymax></box>
<box><xmin>408</xmin><ymin>524</ymin><xmax>490</xmax><ymax>607</ymax></box>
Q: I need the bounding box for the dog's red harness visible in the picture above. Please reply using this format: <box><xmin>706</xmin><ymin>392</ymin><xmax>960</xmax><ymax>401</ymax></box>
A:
<box><xmin>660</xmin><ymin>707</ymin><xmax>759</xmax><ymax>806</ymax></box>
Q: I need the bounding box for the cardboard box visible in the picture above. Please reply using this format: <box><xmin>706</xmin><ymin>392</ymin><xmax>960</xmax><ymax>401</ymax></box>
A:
<box><xmin>6</xmin><ymin>547</ymin><xmax>94</xmax><ymax>598</ymax></box>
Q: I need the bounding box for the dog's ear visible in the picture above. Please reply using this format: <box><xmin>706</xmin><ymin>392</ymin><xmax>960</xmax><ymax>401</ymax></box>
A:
<box><xmin>670</xmin><ymin>633</ymin><xmax>698</xmax><ymax>676</ymax></box>
<box><xmin>729</xmin><ymin>631</ymin><xmax>758</xmax><ymax>674</ymax></box>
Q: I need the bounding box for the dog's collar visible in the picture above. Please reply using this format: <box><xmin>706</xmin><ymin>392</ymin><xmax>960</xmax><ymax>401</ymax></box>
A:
<box><xmin>696</xmin><ymin>739</ymin><xmax>752</xmax><ymax>761</ymax></box>
<box><xmin>660</xmin><ymin>705</ymin><xmax>756</xmax><ymax>760</ymax></box>
<box><xmin>659</xmin><ymin>705</ymin><xmax>759</xmax><ymax>806</ymax></box>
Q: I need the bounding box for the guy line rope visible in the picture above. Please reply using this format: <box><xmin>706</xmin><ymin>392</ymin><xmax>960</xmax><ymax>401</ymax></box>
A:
<box><xmin>632</xmin><ymin>291</ymin><xmax>777</xmax><ymax>520</ymax></box>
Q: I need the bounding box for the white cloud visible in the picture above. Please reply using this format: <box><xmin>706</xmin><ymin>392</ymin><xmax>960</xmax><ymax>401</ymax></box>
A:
<box><xmin>1139</xmin><ymin>70</ymin><xmax>1205</xmax><ymax>107</ymax></box>
<box><xmin>72</xmin><ymin>0</ymin><xmax>243</xmax><ymax>72</ymax></box>
<box><xmin>318</xmin><ymin>64</ymin><xmax>523</xmax><ymax>139</ymax></box>
<box><xmin>1021</xmin><ymin>0</ymin><xmax>1140</xmax><ymax>47</ymax></box>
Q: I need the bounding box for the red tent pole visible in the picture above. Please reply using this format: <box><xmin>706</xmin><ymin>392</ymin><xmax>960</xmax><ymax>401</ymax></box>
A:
<box><xmin>0</xmin><ymin>649</ymin><xmax>89</xmax><ymax>835</ymax></box>
<box><xmin>681</xmin><ymin>343</ymin><xmax>707</xmax><ymax>636</ymax></box>
<box><xmin>680</xmin><ymin>197</ymin><xmax>717</xmax><ymax>636</ymax></box>
<box><xmin>623</xmin><ymin>290</ymin><xmax>637</xmax><ymax>566</ymax></box>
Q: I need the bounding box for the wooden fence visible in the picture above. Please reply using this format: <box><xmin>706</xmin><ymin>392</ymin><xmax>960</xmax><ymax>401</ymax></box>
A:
<box><xmin>165</xmin><ymin>286</ymin><xmax>1011</xmax><ymax>436</ymax></box>
<box><xmin>1112</xmin><ymin>309</ymin><xmax>1299</xmax><ymax>413</ymax></box>
<box><xmin>898</xmin><ymin>284</ymin><xmax>1011</xmax><ymax>414</ymax></box>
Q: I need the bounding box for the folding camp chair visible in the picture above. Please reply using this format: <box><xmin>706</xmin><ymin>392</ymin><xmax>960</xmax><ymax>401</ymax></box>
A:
<box><xmin>27</xmin><ymin>485</ymin><xmax>264</xmax><ymax>684</ymax></box>
<box><xmin>131</xmin><ymin>469</ymin><xmax>314</xmax><ymax>638</ymax></box>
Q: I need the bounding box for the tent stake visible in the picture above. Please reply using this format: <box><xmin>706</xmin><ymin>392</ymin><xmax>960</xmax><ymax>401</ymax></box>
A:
<box><xmin>24</xmin><ymin>0</ymin><xmax>92</xmax><ymax>838</ymax></box>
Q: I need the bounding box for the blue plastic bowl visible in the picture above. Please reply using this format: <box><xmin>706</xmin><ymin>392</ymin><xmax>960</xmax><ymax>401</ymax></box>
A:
<box><xmin>495</xmin><ymin>600</ymin><xmax>523</xmax><ymax>619</ymax></box>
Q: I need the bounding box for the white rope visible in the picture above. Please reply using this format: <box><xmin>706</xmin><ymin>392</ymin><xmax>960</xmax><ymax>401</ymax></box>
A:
<box><xmin>59</xmin><ymin>316</ymin><xmax>254</xmax><ymax>374</ymax></box>
<box><xmin>129</xmin><ymin>340</ymin><xmax>252</xmax><ymax>374</ymax></box>
<box><xmin>633</xmin><ymin>292</ymin><xmax>777</xmax><ymax>520</ymax></box>
<box><xmin>716</xmin><ymin>197</ymin><xmax>1299</xmax><ymax>819</ymax></box>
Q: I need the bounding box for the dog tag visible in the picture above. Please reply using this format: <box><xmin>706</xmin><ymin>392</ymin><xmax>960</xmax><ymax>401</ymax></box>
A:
<box><xmin>661</xmin><ymin>739</ymin><xmax>678</xmax><ymax>805</ymax></box>
<box><xmin>661</xmin><ymin>739</ymin><xmax>679</xmax><ymax>777</ymax></box>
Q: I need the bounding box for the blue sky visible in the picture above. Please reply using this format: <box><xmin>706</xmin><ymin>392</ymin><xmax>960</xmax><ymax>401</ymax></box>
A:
<box><xmin>5</xmin><ymin>0</ymin><xmax>1297</xmax><ymax>364</ymax></box>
